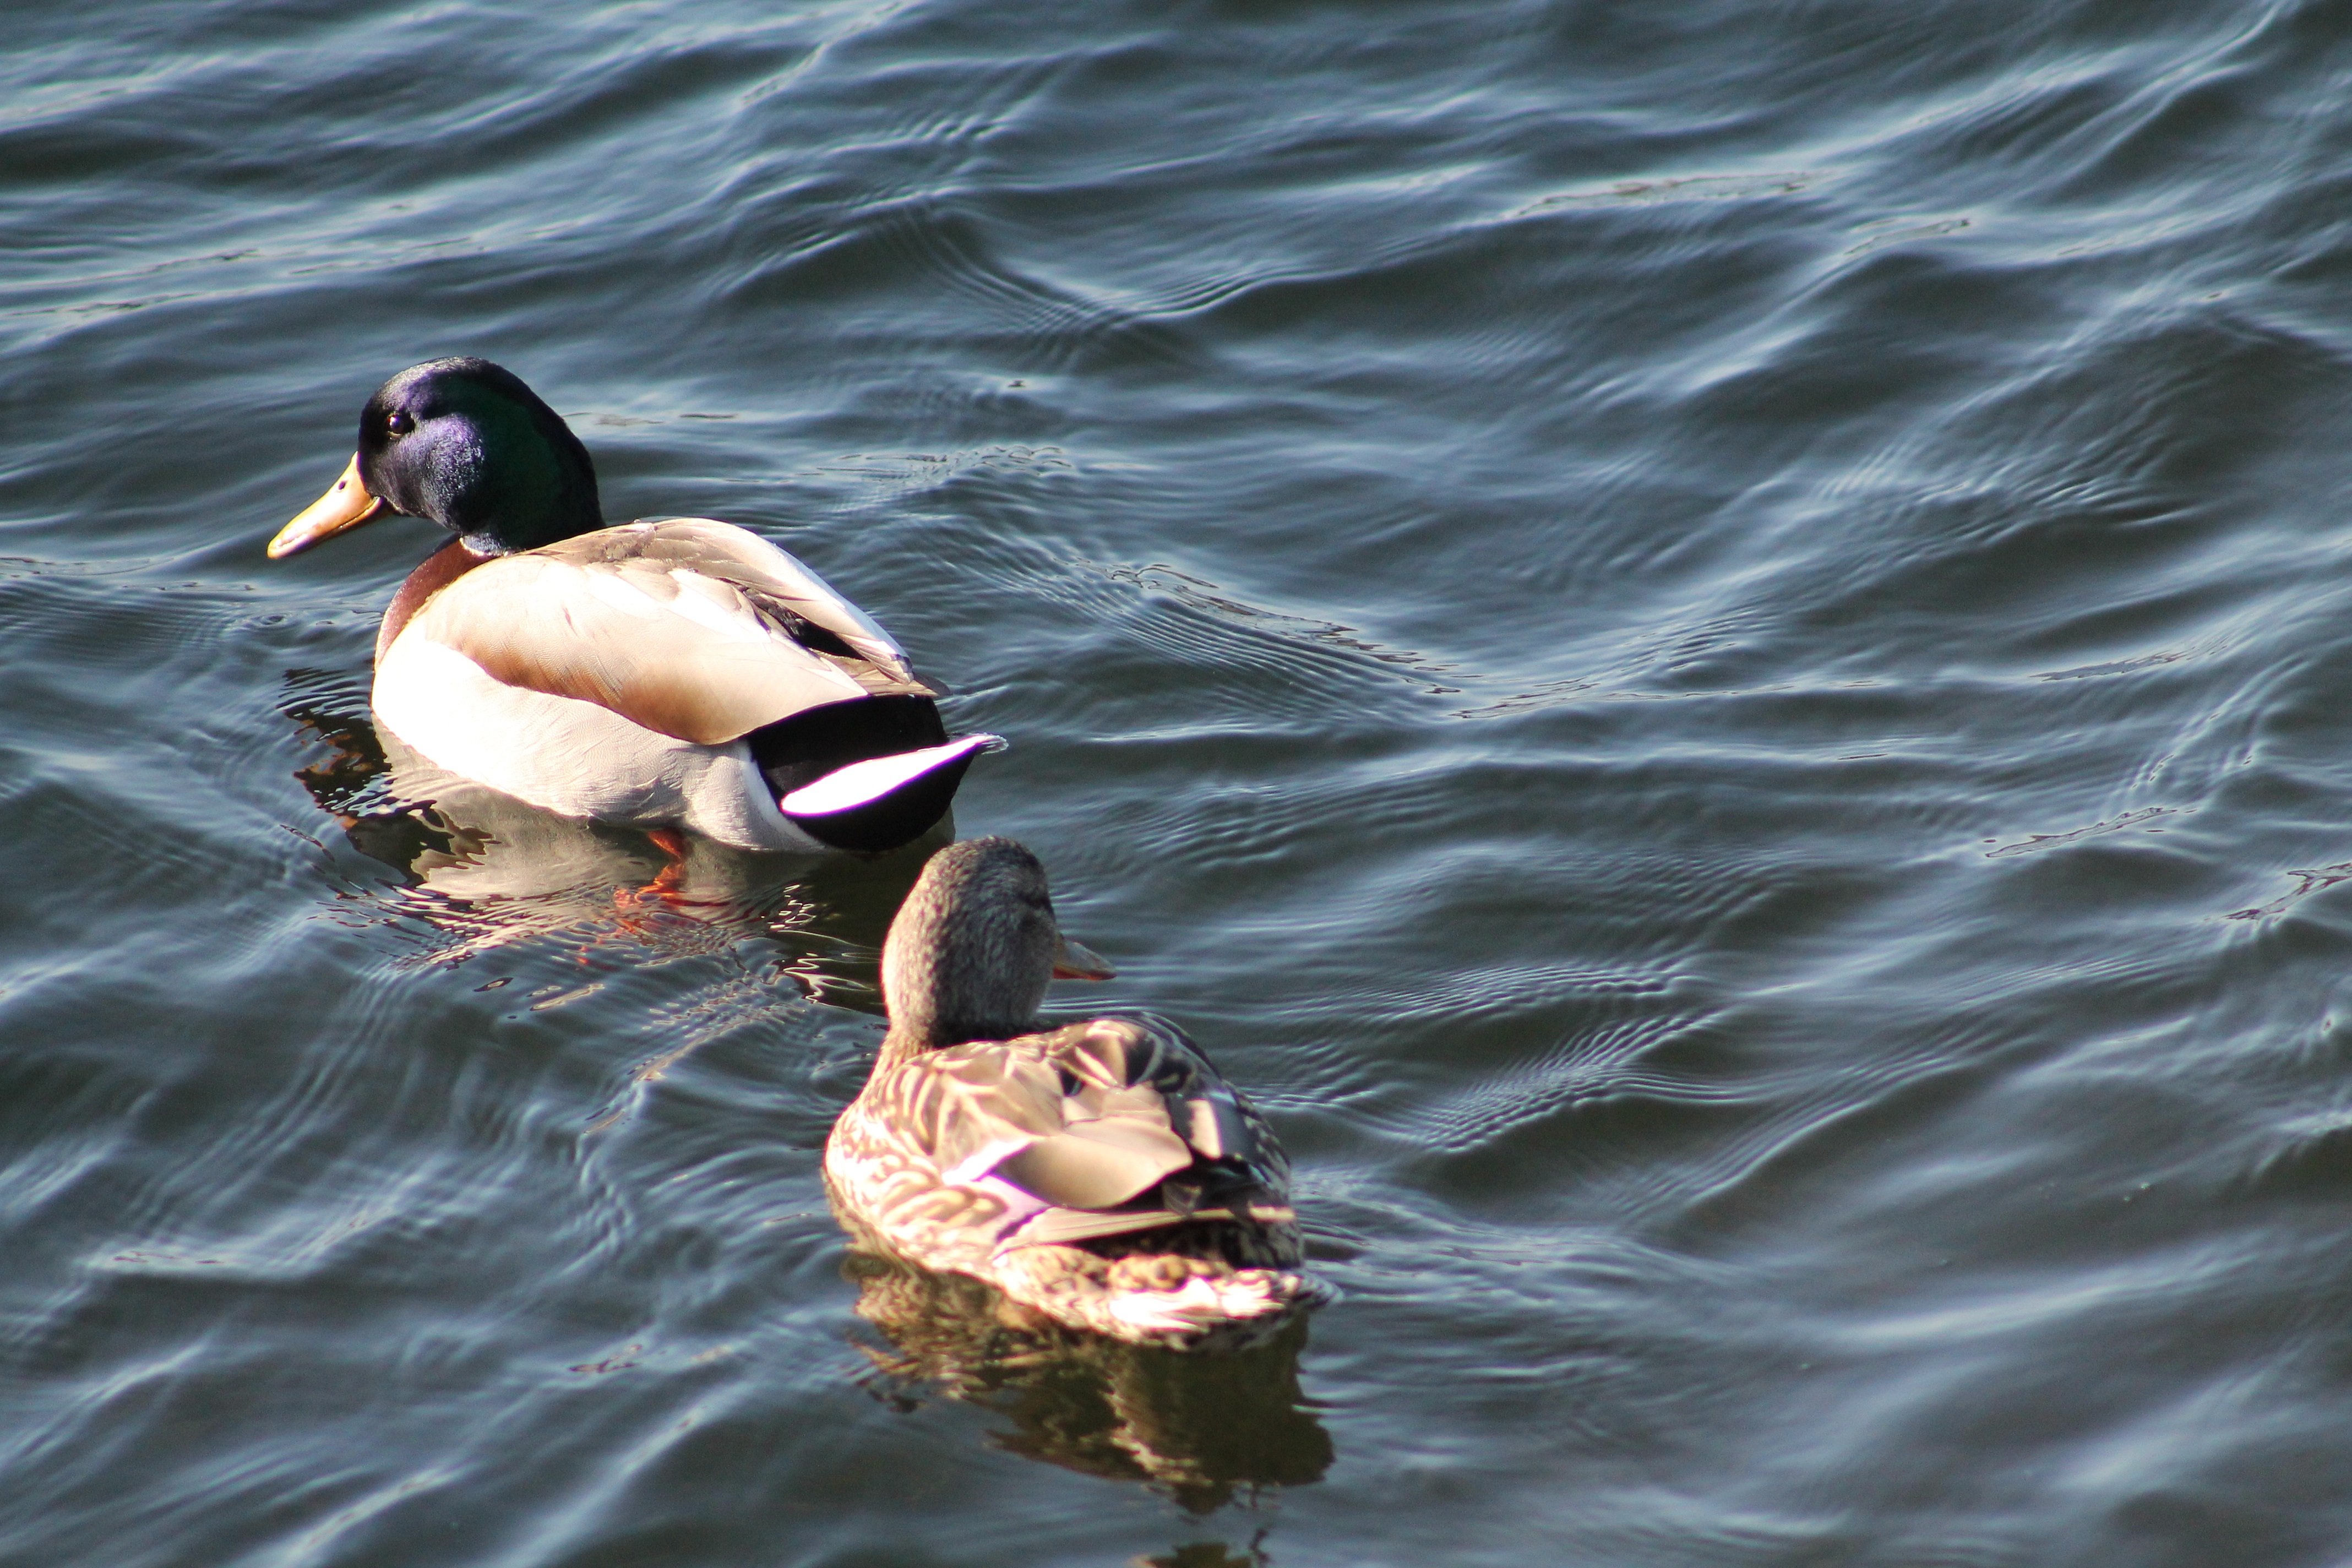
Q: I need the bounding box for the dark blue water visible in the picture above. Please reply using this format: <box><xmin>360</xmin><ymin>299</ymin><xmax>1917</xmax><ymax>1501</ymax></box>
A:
<box><xmin>13</xmin><ymin>1</ymin><xmax>2352</xmax><ymax>1562</ymax></box>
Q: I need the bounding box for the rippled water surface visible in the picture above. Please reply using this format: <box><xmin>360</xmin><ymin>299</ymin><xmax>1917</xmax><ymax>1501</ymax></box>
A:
<box><xmin>16</xmin><ymin>1</ymin><xmax>2352</xmax><ymax>1563</ymax></box>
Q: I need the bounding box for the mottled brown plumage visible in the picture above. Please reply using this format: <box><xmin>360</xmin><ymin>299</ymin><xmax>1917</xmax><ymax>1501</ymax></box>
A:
<box><xmin>825</xmin><ymin>838</ymin><xmax>1325</xmax><ymax>1344</ymax></box>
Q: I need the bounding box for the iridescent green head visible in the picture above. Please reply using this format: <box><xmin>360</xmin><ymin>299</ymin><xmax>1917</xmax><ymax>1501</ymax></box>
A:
<box><xmin>270</xmin><ymin>357</ymin><xmax>602</xmax><ymax>559</ymax></box>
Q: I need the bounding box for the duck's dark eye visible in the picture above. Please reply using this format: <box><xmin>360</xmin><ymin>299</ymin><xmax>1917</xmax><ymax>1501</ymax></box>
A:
<box><xmin>386</xmin><ymin>410</ymin><xmax>415</xmax><ymax>437</ymax></box>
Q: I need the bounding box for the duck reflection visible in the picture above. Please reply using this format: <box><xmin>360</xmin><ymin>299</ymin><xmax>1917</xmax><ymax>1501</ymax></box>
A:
<box><xmin>282</xmin><ymin>680</ymin><xmax>938</xmax><ymax>998</ymax></box>
<box><xmin>843</xmin><ymin>1246</ymin><xmax>1332</xmax><ymax>1511</ymax></box>
<box><xmin>1132</xmin><ymin>1544</ymin><xmax>1273</xmax><ymax>1568</ymax></box>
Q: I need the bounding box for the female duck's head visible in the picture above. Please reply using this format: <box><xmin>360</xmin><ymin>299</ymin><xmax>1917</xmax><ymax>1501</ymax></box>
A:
<box><xmin>269</xmin><ymin>358</ymin><xmax>603</xmax><ymax>560</ymax></box>
<box><xmin>881</xmin><ymin>837</ymin><xmax>1115</xmax><ymax>1049</ymax></box>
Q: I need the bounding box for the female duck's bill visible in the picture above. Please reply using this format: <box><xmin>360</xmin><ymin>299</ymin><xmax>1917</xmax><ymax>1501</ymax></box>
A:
<box><xmin>269</xmin><ymin>357</ymin><xmax>998</xmax><ymax>854</ymax></box>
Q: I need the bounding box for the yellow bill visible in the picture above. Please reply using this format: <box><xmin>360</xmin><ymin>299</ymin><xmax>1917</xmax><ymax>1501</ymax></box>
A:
<box><xmin>268</xmin><ymin>454</ymin><xmax>388</xmax><ymax>559</ymax></box>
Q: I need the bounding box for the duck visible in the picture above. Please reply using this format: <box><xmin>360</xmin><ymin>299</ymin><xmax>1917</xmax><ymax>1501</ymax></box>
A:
<box><xmin>268</xmin><ymin>357</ymin><xmax>996</xmax><ymax>854</ymax></box>
<box><xmin>825</xmin><ymin>837</ymin><xmax>1325</xmax><ymax>1344</ymax></box>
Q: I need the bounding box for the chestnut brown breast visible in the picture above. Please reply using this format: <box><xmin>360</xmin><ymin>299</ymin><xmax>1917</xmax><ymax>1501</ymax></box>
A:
<box><xmin>375</xmin><ymin>539</ymin><xmax>492</xmax><ymax>664</ymax></box>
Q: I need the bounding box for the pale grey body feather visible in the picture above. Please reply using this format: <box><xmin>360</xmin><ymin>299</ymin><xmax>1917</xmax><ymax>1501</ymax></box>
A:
<box><xmin>373</xmin><ymin>518</ymin><xmax>952</xmax><ymax>852</ymax></box>
<box><xmin>407</xmin><ymin>519</ymin><xmax>933</xmax><ymax>744</ymax></box>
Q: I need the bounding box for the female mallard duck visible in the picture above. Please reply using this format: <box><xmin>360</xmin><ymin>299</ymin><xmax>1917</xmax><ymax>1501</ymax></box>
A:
<box><xmin>825</xmin><ymin>837</ymin><xmax>1324</xmax><ymax>1344</ymax></box>
<box><xmin>269</xmin><ymin>357</ymin><xmax>995</xmax><ymax>853</ymax></box>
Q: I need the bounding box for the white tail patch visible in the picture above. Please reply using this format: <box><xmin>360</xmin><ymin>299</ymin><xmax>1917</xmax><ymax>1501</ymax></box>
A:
<box><xmin>1106</xmin><ymin>1270</ymin><xmax>1291</xmax><ymax>1336</ymax></box>
<box><xmin>778</xmin><ymin>734</ymin><xmax>1003</xmax><ymax>817</ymax></box>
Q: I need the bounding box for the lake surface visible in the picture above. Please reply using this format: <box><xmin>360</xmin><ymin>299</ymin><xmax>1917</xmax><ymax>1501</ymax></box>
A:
<box><xmin>11</xmin><ymin>1</ymin><xmax>2352</xmax><ymax>1562</ymax></box>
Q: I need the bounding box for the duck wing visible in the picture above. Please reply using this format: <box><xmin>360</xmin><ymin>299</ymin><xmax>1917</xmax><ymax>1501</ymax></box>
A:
<box><xmin>906</xmin><ymin>1017</ymin><xmax>1292</xmax><ymax>1252</ymax></box>
<box><xmin>405</xmin><ymin>519</ymin><xmax>937</xmax><ymax>746</ymax></box>
<box><xmin>586</xmin><ymin>519</ymin><xmax>927</xmax><ymax>688</ymax></box>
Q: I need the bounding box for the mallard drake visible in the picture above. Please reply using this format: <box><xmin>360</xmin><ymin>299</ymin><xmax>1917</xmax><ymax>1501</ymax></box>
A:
<box><xmin>268</xmin><ymin>357</ymin><xmax>996</xmax><ymax>853</ymax></box>
<box><xmin>825</xmin><ymin>837</ymin><xmax>1324</xmax><ymax>1344</ymax></box>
